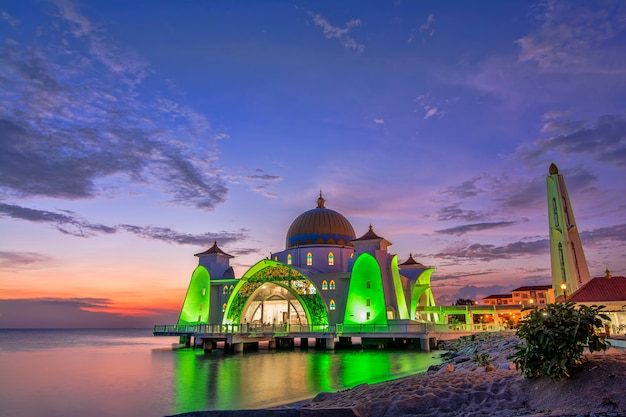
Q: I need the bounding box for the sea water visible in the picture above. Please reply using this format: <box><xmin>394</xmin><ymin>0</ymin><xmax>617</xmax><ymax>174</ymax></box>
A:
<box><xmin>0</xmin><ymin>329</ymin><xmax>441</xmax><ymax>417</ymax></box>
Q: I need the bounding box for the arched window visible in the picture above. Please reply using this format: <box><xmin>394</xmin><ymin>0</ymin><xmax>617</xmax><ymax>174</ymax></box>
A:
<box><xmin>274</xmin><ymin>256</ymin><xmax>278</xmax><ymax>261</ymax></box>
<box><xmin>223</xmin><ymin>285</ymin><xmax>228</xmax><ymax>294</ymax></box>
<box><xmin>329</xmin><ymin>280</ymin><xmax>336</xmax><ymax>290</ymax></box>
<box><xmin>287</xmin><ymin>253</ymin><xmax>292</xmax><ymax>265</ymax></box>
<box><xmin>350</xmin><ymin>253</ymin><xmax>354</xmax><ymax>258</ymax></box>
<box><xmin>563</xmin><ymin>197</ymin><xmax>571</xmax><ymax>226</ymax></box>
<box><xmin>306</xmin><ymin>252</ymin><xmax>313</xmax><ymax>266</ymax></box>
<box><xmin>329</xmin><ymin>300</ymin><xmax>336</xmax><ymax>310</ymax></box>
<box><xmin>328</xmin><ymin>252</ymin><xmax>334</xmax><ymax>266</ymax></box>
<box><xmin>572</xmin><ymin>243</ymin><xmax>582</xmax><ymax>283</ymax></box>
<box><xmin>229</xmin><ymin>285</ymin><xmax>235</xmax><ymax>294</ymax></box>
<box><xmin>222</xmin><ymin>303</ymin><xmax>226</xmax><ymax>312</ymax></box>
<box><xmin>558</xmin><ymin>243</ymin><xmax>566</xmax><ymax>282</ymax></box>
<box><xmin>322</xmin><ymin>280</ymin><xmax>328</xmax><ymax>290</ymax></box>
<box><xmin>552</xmin><ymin>198</ymin><xmax>559</xmax><ymax>227</ymax></box>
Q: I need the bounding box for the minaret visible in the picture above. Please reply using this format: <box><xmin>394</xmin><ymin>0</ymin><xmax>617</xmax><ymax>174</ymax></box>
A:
<box><xmin>546</xmin><ymin>163</ymin><xmax>591</xmax><ymax>299</ymax></box>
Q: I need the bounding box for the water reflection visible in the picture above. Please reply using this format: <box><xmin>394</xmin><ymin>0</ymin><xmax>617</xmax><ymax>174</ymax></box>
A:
<box><xmin>168</xmin><ymin>346</ymin><xmax>442</xmax><ymax>414</ymax></box>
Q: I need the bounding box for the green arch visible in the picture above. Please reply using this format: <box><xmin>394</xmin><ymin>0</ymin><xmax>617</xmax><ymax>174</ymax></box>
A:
<box><xmin>344</xmin><ymin>253</ymin><xmax>387</xmax><ymax>325</ymax></box>
<box><xmin>390</xmin><ymin>255</ymin><xmax>410</xmax><ymax>319</ymax></box>
<box><xmin>177</xmin><ymin>265</ymin><xmax>210</xmax><ymax>325</ymax></box>
<box><xmin>410</xmin><ymin>268</ymin><xmax>436</xmax><ymax>320</ymax></box>
<box><xmin>222</xmin><ymin>260</ymin><xmax>328</xmax><ymax>325</ymax></box>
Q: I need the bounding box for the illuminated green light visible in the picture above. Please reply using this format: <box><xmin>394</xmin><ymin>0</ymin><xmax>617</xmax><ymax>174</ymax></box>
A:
<box><xmin>344</xmin><ymin>253</ymin><xmax>387</xmax><ymax>325</ymax></box>
<box><xmin>390</xmin><ymin>255</ymin><xmax>409</xmax><ymax>319</ymax></box>
<box><xmin>410</xmin><ymin>268</ymin><xmax>436</xmax><ymax>320</ymax></box>
<box><xmin>177</xmin><ymin>265</ymin><xmax>210</xmax><ymax>325</ymax></box>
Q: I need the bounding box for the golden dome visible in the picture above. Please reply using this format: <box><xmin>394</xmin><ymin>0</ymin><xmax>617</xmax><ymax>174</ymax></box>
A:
<box><xmin>285</xmin><ymin>192</ymin><xmax>356</xmax><ymax>248</ymax></box>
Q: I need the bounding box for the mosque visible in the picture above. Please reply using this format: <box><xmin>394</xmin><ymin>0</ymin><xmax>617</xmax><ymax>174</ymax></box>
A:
<box><xmin>176</xmin><ymin>192</ymin><xmax>438</xmax><ymax>330</ymax></box>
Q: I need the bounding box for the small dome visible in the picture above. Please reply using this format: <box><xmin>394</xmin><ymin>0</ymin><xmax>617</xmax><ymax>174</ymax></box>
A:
<box><xmin>285</xmin><ymin>192</ymin><xmax>356</xmax><ymax>248</ymax></box>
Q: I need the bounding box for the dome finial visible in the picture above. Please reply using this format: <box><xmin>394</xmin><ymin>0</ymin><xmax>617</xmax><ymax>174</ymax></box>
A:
<box><xmin>606</xmin><ymin>267</ymin><xmax>612</xmax><ymax>279</ymax></box>
<box><xmin>317</xmin><ymin>190</ymin><xmax>326</xmax><ymax>208</ymax></box>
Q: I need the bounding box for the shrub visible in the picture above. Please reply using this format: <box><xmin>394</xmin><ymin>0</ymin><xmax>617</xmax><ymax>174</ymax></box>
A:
<box><xmin>510</xmin><ymin>302</ymin><xmax>610</xmax><ymax>380</ymax></box>
<box><xmin>473</xmin><ymin>352</ymin><xmax>491</xmax><ymax>368</ymax></box>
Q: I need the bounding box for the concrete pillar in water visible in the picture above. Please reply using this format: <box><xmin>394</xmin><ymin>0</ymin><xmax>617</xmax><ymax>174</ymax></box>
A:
<box><xmin>419</xmin><ymin>335</ymin><xmax>430</xmax><ymax>352</ymax></box>
<box><xmin>268</xmin><ymin>340</ymin><xmax>277</xmax><ymax>350</ymax></box>
<box><xmin>300</xmin><ymin>337</ymin><xmax>309</xmax><ymax>349</ymax></box>
<box><xmin>326</xmin><ymin>337</ymin><xmax>335</xmax><ymax>350</ymax></box>
<box><xmin>234</xmin><ymin>343</ymin><xmax>244</xmax><ymax>353</ymax></box>
<box><xmin>203</xmin><ymin>340</ymin><xmax>213</xmax><ymax>353</ymax></box>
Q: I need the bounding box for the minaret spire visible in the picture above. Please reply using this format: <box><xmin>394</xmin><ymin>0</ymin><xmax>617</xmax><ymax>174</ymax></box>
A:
<box><xmin>547</xmin><ymin>163</ymin><xmax>591</xmax><ymax>298</ymax></box>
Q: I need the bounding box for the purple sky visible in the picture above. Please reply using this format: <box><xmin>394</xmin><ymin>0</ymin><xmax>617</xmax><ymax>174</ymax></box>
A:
<box><xmin>1</xmin><ymin>0</ymin><xmax>625</xmax><ymax>328</ymax></box>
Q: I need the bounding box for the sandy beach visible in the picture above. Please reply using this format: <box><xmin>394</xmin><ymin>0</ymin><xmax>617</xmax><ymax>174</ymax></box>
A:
<box><xmin>172</xmin><ymin>332</ymin><xmax>626</xmax><ymax>417</ymax></box>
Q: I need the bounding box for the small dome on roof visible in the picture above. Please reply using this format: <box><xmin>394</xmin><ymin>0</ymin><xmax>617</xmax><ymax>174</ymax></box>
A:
<box><xmin>285</xmin><ymin>192</ymin><xmax>356</xmax><ymax>249</ymax></box>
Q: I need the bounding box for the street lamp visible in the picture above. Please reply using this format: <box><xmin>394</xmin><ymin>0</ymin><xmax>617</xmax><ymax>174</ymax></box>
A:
<box><xmin>560</xmin><ymin>282</ymin><xmax>568</xmax><ymax>301</ymax></box>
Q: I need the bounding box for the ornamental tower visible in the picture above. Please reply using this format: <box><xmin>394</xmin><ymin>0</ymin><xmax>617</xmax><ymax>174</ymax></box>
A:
<box><xmin>546</xmin><ymin>163</ymin><xmax>591</xmax><ymax>299</ymax></box>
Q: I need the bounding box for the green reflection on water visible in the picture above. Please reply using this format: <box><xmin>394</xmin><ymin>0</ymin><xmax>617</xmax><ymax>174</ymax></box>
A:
<box><xmin>171</xmin><ymin>347</ymin><xmax>441</xmax><ymax>414</ymax></box>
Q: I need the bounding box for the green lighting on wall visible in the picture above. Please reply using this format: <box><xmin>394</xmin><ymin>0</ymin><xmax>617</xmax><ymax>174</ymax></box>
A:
<box><xmin>177</xmin><ymin>265</ymin><xmax>210</xmax><ymax>325</ymax></box>
<box><xmin>343</xmin><ymin>253</ymin><xmax>387</xmax><ymax>325</ymax></box>
<box><xmin>390</xmin><ymin>255</ymin><xmax>410</xmax><ymax>320</ymax></box>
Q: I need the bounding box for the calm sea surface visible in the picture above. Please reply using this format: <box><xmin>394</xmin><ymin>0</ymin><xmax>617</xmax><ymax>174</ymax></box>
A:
<box><xmin>0</xmin><ymin>329</ymin><xmax>441</xmax><ymax>417</ymax></box>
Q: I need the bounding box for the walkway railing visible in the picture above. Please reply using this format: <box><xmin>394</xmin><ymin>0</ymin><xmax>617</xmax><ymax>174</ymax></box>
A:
<box><xmin>153</xmin><ymin>322</ymin><xmax>436</xmax><ymax>336</ymax></box>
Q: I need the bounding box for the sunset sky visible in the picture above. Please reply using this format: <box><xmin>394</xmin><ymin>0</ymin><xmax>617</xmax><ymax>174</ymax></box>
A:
<box><xmin>1</xmin><ymin>0</ymin><xmax>625</xmax><ymax>328</ymax></box>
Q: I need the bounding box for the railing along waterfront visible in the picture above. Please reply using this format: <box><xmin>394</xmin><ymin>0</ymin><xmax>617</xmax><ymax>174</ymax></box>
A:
<box><xmin>153</xmin><ymin>322</ymin><xmax>436</xmax><ymax>336</ymax></box>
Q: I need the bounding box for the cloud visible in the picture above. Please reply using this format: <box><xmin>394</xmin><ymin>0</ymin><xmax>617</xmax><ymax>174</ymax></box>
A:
<box><xmin>581</xmin><ymin>223</ymin><xmax>626</xmax><ymax>244</ymax></box>
<box><xmin>516</xmin><ymin>115</ymin><xmax>626</xmax><ymax>169</ymax></box>
<box><xmin>1</xmin><ymin>9</ymin><xmax>20</xmax><ymax>26</ymax></box>
<box><xmin>373</xmin><ymin>118</ymin><xmax>385</xmax><ymax>124</ymax></box>
<box><xmin>515</xmin><ymin>0</ymin><xmax>626</xmax><ymax>73</ymax></box>
<box><xmin>419</xmin><ymin>13</ymin><xmax>435</xmax><ymax>36</ymax></box>
<box><xmin>306</xmin><ymin>10</ymin><xmax>364</xmax><ymax>52</ymax></box>
<box><xmin>226</xmin><ymin>169</ymin><xmax>282</xmax><ymax>198</ymax></box>
<box><xmin>0</xmin><ymin>251</ymin><xmax>55</xmax><ymax>269</ymax></box>
<box><xmin>119</xmin><ymin>224</ymin><xmax>247</xmax><ymax>246</ymax></box>
<box><xmin>0</xmin><ymin>2</ymin><xmax>228</xmax><ymax>210</ymax></box>
<box><xmin>434</xmin><ymin>238</ymin><xmax>549</xmax><ymax>262</ymax></box>
<box><xmin>441</xmin><ymin>176</ymin><xmax>485</xmax><ymax>199</ymax></box>
<box><xmin>437</xmin><ymin>204</ymin><xmax>488</xmax><ymax>222</ymax></box>
<box><xmin>414</xmin><ymin>93</ymin><xmax>447</xmax><ymax>120</ymax></box>
<box><xmin>0</xmin><ymin>202</ymin><xmax>116</xmax><ymax>237</ymax></box>
<box><xmin>436</xmin><ymin>221</ymin><xmax>517</xmax><ymax>236</ymax></box>
<box><xmin>0</xmin><ymin>202</ymin><xmax>248</xmax><ymax>245</ymax></box>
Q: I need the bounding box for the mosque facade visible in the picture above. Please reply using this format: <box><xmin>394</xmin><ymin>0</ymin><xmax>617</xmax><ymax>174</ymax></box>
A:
<box><xmin>176</xmin><ymin>193</ymin><xmax>437</xmax><ymax>329</ymax></box>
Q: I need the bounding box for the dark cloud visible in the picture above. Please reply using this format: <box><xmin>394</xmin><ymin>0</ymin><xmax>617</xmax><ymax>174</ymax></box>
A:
<box><xmin>518</xmin><ymin>115</ymin><xmax>626</xmax><ymax>169</ymax></box>
<box><xmin>0</xmin><ymin>202</ymin><xmax>248</xmax><ymax>246</ymax></box>
<box><xmin>581</xmin><ymin>223</ymin><xmax>626</xmax><ymax>244</ymax></box>
<box><xmin>437</xmin><ymin>204</ymin><xmax>487</xmax><ymax>222</ymax></box>
<box><xmin>119</xmin><ymin>224</ymin><xmax>247</xmax><ymax>247</ymax></box>
<box><xmin>0</xmin><ymin>202</ymin><xmax>116</xmax><ymax>237</ymax></box>
<box><xmin>441</xmin><ymin>176</ymin><xmax>484</xmax><ymax>199</ymax></box>
<box><xmin>434</xmin><ymin>239</ymin><xmax>549</xmax><ymax>262</ymax></box>
<box><xmin>436</xmin><ymin>221</ymin><xmax>516</xmax><ymax>236</ymax></box>
<box><xmin>0</xmin><ymin>3</ymin><xmax>227</xmax><ymax>210</ymax></box>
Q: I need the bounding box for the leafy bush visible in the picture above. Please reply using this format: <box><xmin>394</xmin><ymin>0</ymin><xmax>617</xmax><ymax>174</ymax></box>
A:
<box><xmin>510</xmin><ymin>302</ymin><xmax>610</xmax><ymax>380</ymax></box>
<box><xmin>473</xmin><ymin>352</ymin><xmax>491</xmax><ymax>367</ymax></box>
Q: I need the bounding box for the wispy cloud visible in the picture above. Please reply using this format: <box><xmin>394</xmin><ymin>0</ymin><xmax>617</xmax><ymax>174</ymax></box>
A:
<box><xmin>0</xmin><ymin>251</ymin><xmax>55</xmax><ymax>269</ymax></box>
<box><xmin>516</xmin><ymin>115</ymin><xmax>626</xmax><ymax>169</ymax></box>
<box><xmin>0</xmin><ymin>1</ymin><xmax>228</xmax><ymax>210</ymax></box>
<box><xmin>1</xmin><ymin>9</ymin><xmax>20</xmax><ymax>26</ymax></box>
<box><xmin>373</xmin><ymin>118</ymin><xmax>385</xmax><ymax>124</ymax></box>
<box><xmin>516</xmin><ymin>0</ymin><xmax>626</xmax><ymax>73</ymax></box>
<box><xmin>225</xmin><ymin>168</ymin><xmax>282</xmax><ymax>198</ymax></box>
<box><xmin>420</xmin><ymin>13</ymin><xmax>435</xmax><ymax>36</ymax></box>
<box><xmin>0</xmin><ymin>202</ymin><xmax>248</xmax><ymax>245</ymax></box>
<box><xmin>437</xmin><ymin>204</ymin><xmax>488</xmax><ymax>222</ymax></box>
<box><xmin>434</xmin><ymin>238</ymin><xmax>549</xmax><ymax>262</ymax></box>
<box><xmin>305</xmin><ymin>10</ymin><xmax>364</xmax><ymax>52</ymax></box>
<box><xmin>414</xmin><ymin>93</ymin><xmax>447</xmax><ymax>120</ymax></box>
<box><xmin>436</xmin><ymin>221</ymin><xmax>517</xmax><ymax>236</ymax></box>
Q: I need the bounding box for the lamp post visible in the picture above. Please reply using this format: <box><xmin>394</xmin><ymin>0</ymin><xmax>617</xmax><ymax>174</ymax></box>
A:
<box><xmin>560</xmin><ymin>282</ymin><xmax>568</xmax><ymax>301</ymax></box>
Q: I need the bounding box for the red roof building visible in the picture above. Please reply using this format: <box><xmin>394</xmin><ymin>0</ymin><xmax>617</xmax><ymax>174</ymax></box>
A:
<box><xmin>568</xmin><ymin>270</ymin><xmax>626</xmax><ymax>337</ymax></box>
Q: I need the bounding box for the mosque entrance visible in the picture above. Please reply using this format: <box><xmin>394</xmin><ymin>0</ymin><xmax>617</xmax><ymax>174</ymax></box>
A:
<box><xmin>241</xmin><ymin>283</ymin><xmax>309</xmax><ymax>326</ymax></box>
